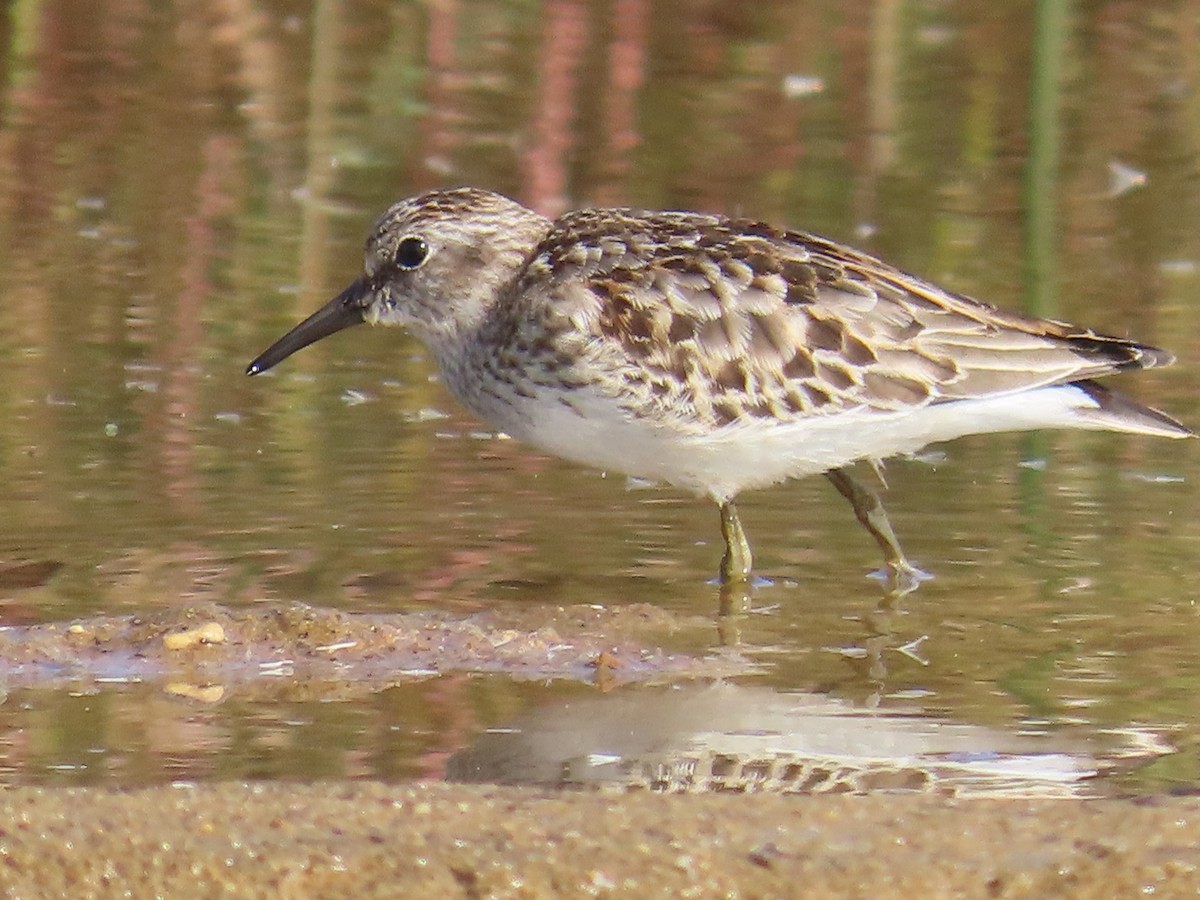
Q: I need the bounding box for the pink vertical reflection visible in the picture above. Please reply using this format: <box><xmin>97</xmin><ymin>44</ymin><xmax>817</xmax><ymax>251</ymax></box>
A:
<box><xmin>421</xmin><ymin>0</ymin><xmax>460</xmax><ymax>187</ymax></box>
<box><xmin>594</xmin><ymin>0</ymin><xmax>648</xmax><ymax>206</ymax></box>
<box><xmin>160</xmin><ymin>135</ymin><xmax>238</xmax><ymax>515</ymax></box>
<box><xmin>523</xmin><ymin>0</ymin><xmax>588</xmax><ymax>217</ymax></box>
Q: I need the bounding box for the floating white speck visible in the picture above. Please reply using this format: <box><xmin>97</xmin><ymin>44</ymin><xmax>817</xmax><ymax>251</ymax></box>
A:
<box><xmin>1108</xmin><ymin>159</ymin><xmax>1147</xmax><ymax>197</ymax></box>
<box><xmin>259</xmin><ymin>660</ymin><xmax>294</xmax><ymax>676</ymax></box>
<box><xmin>782</xmin><ymin>74</ymin><xmax>825</xmax><ymax>98</ymax></box>
<box><xmin>1123</xmin><ymin>471</ymin><xmax>1185</xmax><ymax>484</ymax></box>
<box><xmin>586</xmin><ymin>752</ymin><xmax>623</xmax><ymax>766</ymax></box>
<box><xmin>405</xmin><ymin>407</ymin><xmax>450</xmax><ymax>423</ymax></box>
<box><xmin>896</xmin><ymin>635</ymin><xmax>930</xmax><ymax>665</ymax></box>
<box><xmin>1057</xmin><ymin>577</ymin><xmax>1093</xmax><ymax>594</ymax></box>
<box><xmin>341</xmin><ymin>388</ymin><xmax>373</xmax><ymax>406</ymax></box>
<box><xmin>1159</xmin><ymin>259</ymin><xmax>1197</xmax><ymax>275</ymax></box>
<box><xmin>315</xmin><ymin>640</ymin><xmax>357</xmax><ymax>653</ymax></box>
<box><xmin>826</xmin><ymin>645</ymin><xmax>869</xmax><ymax>659</ymax></box>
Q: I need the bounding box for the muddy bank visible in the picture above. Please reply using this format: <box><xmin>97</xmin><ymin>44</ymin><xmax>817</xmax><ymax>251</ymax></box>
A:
<box><xmin>0</xmin><ymin>600</ymin><xmax>743</xmax><ymax>694</ymax></box>
<box><xmin>0</xmin><ymin>781</ymin><xmax>1196</xmax><ymax>897</ymax></box>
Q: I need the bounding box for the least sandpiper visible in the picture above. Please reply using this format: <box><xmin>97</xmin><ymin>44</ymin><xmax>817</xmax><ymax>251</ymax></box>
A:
<box><xmin>248</xmin><ymin>188</ymin><xmax>1192</xmax><ymax>586</ymax></box>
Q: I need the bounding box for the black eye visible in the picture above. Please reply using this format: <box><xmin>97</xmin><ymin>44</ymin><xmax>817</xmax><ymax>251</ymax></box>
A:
<box><xmin>394</xmin><ymin>236</ymin><xmax>429</xmax><ymax>270</ymax></box>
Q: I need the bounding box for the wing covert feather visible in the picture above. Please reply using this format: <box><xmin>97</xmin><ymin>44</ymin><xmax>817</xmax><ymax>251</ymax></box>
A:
<box><xmin>507</xmin><ymin>209</ymin><xmax>1167</xmax><ymax>431</ymax></box>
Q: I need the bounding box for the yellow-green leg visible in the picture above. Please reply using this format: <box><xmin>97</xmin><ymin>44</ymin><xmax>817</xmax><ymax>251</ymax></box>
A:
<box><xmin>718</xmin><ymin>500</ymin><xmax>752</xmax><ymax>584</ymax></box>
<box><xmin>824</xmin><ymin>466</ymin><xmax>923</xmax><ymax>591</ymax></box>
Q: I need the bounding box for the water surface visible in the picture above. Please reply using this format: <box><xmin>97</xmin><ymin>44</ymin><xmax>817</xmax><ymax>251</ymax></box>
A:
<box><xmin>0</xmin><ymin>0</ymin><xmax>1198</xmax><ymax>794</ymax></box>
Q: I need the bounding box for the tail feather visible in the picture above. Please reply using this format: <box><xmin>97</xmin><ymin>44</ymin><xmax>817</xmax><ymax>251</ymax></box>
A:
<box><xmin>1073</xmin><ymin>380</ymin><xmax>1194</xmax><ymax>439</ymax></box>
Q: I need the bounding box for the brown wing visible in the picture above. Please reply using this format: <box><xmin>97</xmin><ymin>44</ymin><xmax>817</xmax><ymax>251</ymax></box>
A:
<box><xmin>511</xmin><ymin>208</ymin><xmax>1171</xmax><ymax>431</ymax></box>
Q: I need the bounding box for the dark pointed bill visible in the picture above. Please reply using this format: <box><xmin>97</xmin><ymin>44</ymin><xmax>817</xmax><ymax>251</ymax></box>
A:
<box><xmin>246</xmin><ymin>278</ymin><xmax>371</xmax><ymax>375</ymax></box>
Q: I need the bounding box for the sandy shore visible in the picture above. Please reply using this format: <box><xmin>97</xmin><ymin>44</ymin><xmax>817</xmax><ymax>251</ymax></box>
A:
<box><xmin>0</xmin><ymin>781</ymin><xmax>1196</xmax><ymax>897</ymax></box>
<box><xmin>1</xmin><ymin>602</ymin><xmax>1196</xmax><ymax>896</ymax></box>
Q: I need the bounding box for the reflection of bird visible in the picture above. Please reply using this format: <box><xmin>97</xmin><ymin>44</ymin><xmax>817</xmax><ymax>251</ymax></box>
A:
<box><xmin>445</xmin><ymin>683</ymin><xmax>1096</xmax><ymax>798</ymax></box>
<box><xmin>247</xmin><ymin>188</ymin><xmax>1192</xmax><ymax>585</ymax></box>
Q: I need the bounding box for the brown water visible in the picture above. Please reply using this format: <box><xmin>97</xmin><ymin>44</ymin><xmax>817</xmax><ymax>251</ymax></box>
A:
<box><xmin>0</xmin><ymin>0</ymin><xmax>1198</xmax><ymax>793</ymax></box>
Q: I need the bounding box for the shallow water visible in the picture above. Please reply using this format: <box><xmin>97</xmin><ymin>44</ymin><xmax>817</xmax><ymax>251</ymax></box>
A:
<box><xmin>0</xmin><ymin>0</ymin><xmax>1198</xmax><ymax>795</ymax></box>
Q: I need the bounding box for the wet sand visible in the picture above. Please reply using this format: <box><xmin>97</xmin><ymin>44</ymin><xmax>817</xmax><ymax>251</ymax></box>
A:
<box><xmin>1</xmin><ymin>602</ymin><xmax>1197</xmax><ymax>896</ymax></box>
<box><xmin>0</xmin><ymin>600</ymin><xmax>742</xmax><ymax>693</ymax></box>
<box><xmin>0</xmin><ymin>782</ymin><xmax>1197</xmax><ymax>897</ymax></box>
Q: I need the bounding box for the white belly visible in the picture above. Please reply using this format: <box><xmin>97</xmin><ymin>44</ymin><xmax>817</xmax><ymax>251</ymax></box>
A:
<box><xmin>497</xmin><ymin>382</ymin><xmax>1111</xmax><ymax>501</ymax></box>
